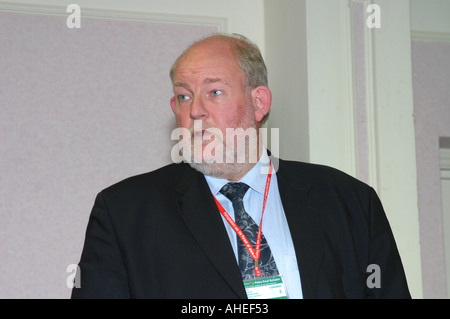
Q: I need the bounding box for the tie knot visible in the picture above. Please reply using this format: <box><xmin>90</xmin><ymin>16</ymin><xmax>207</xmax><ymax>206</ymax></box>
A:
<box><xmin>220</xmin><ymin>182</ymin><xmax>249</xmax><ymax>203</ymax></box>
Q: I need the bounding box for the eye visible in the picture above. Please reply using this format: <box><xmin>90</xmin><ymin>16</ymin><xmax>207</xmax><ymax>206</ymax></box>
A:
<box><xmin>211</xmin><ymin>89</ymin><xmax>223</xmax><ymax>97</ymax></box>
<box><xmin>177</xmin><ymin>94</ymin><xmax>191</xmax><ymax>102</ymax></box>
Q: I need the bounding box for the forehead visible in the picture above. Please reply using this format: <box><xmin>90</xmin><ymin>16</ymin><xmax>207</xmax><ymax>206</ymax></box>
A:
<box><xmin>172</xmin><ymin>40</ymin><xmax>245</xmax><ymax>84</ymax></box>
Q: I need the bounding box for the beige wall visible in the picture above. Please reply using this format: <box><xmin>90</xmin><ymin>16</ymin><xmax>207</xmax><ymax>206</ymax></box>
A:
<box><xmin>0</xmin><ymin>0</ymin><xmax>266</xmax><ymax>299</ymax></box>
<box><xmin>264</xmin><ymin>0</ymin><xmax>309</xmax><ymax>162</ymax></box>
<box><xmin>410</xmin><ymin>0</ymin><xmax>450</xmax><ymax>299</ymax></box>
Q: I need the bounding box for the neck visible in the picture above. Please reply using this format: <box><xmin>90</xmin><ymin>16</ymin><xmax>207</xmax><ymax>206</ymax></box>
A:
<box><xmin>224</xmin><ymin>163</ymin><xmax>257</xmax><ymax>182</ymax></box>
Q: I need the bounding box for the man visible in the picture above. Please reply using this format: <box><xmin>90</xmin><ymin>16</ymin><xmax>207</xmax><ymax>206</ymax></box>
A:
<box><xmin>72</xmin><ymin>33</ymin><xmax>411</xmax><ymax>299</ymax></box>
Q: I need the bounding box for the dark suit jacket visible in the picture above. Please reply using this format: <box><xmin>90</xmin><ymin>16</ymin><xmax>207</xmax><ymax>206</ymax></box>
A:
<box><xmin>71</xmin><ymin>158</ymin><xmax>411</xmax><ymax>299</ymax></box>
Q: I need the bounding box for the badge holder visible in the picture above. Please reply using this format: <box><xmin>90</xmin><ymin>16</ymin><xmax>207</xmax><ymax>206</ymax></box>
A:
<box><xmin>243</xmin><ymin>275</ymin><xmax>288</xmax><ymax>299</ymax></box>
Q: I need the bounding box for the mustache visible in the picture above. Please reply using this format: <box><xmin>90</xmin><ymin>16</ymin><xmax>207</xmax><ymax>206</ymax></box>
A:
<box><xmin>189</xmin><ymin>125</ymin><xmax>223</xmax><ymax>141</ymax></box>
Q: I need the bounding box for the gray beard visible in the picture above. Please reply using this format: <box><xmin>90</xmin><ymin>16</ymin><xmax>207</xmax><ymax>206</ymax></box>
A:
<box><xmin>185</xmin><ymin>137</ymin><xmax>259</xmax><ymax>181</ymax></box>
<box><xmin>188</xmin><ymin>160</ymin><xmax>254</xmax><ymax>181</ymax></box>
<box><xmin>183</xmin><ymin>115</ymin><xmax>260</xmax><ymax>180</ymax></box>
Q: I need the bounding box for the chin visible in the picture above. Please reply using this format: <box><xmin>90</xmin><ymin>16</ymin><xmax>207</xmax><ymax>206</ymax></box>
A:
<box><xmin>188</xmin><ymin>161</ymin><xmax>251</xmax><ymax>181</ymax></box>
<box><xmin>183</xmin><ymin>138</ymin><xmax>257</xmax><ymax>180</ymax></box>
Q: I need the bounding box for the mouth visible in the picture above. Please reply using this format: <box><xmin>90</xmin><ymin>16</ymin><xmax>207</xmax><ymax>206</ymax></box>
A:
<box><xmin>192</xmin><ymin>128</ymin><xmax>218</xmax><ymax>141</ymax></box>
<box><xmin>192</xmin><ymin>129</ymin><xmax>206</xmax><ymax>140</ymax></box>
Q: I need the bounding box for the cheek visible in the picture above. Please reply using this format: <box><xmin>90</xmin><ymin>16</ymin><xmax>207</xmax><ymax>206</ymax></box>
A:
<box><xmin>174</xmin><ymin>108</ymin><xmax>192</xmax><ymax>128</ymax></box>
<box><xmin>233</xmin><ymin>102</ymin><xmax>256</xmax><ymax>126</ymax></box>
<box><xmin>219</xmin><ymin>107</ymin><xmax>254</xmax><ymax>140</ymax></box>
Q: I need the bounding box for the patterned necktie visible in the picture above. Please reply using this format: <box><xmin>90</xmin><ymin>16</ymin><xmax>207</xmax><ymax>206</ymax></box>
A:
<box><xmin>220</xmin><ymin>182</ymin><xmax>279</xmax><ymax>280</ymax></box>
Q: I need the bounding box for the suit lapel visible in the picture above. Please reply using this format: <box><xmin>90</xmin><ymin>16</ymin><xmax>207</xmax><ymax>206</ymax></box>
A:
<box><xmin>173</xmin><ymin>164</ymin><xmax>247</xmax><ymax>299</ymax></box>
<box><xmin>275</xmin><ymin>158</ymin><xmax>324</xmax><ymax>299</ymax></box>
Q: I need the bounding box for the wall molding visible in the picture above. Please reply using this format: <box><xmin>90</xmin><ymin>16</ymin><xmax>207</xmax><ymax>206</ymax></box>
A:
<box><xmin>349</xmin><ymin>0</ymin><xmax>380</xmax><ymax>190</ymax></box>
<box><xmin>0</xmin><ymin>1</ymin><xmax>227</xmax><ymax>30</ymax></box>
<box><xmin>305</xmin><ymin>0</ymin><xmax>358</xmax><ymax>177</ymax></box>
<box><xmin>441</xmin><ymin>148</ymin><xmax>450</xmax><ymax>180</ymax></box>
<box><xmin>361</xmin><ymin>0</ymin><xmax>423</xmax><ymax>297</ymax></box>
<box><xmin>340</xmin><ymin>0</ymin><xmax>359</xmax><ymax>178</ymax></box>
<box><xmin>412</xmin><ymin>30</ymin><xmax>450</xmax><ymax>43</ymax></box>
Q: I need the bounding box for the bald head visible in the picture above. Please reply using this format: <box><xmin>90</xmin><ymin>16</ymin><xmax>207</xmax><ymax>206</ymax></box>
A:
<box><xmin>170</xmin><ymin>33</ymin><xmax>268</xmax><ymax>90</ymax></box>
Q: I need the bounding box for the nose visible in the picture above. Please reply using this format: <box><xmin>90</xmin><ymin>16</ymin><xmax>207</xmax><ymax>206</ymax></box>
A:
<box><xmin>190</xmin><ymin>95</ymin><xmax>208</xmax><ymax>120</ymax></box>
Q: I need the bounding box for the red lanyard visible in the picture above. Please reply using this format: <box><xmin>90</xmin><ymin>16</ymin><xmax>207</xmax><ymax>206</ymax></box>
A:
<box><xmin>213</xmin><ymin>162</ymin><xmax>273</xmax><ymax>277</ymax></box>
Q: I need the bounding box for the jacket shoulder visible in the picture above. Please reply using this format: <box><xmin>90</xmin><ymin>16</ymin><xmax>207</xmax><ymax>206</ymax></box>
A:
<box><xmin>278</xmin><ymin>159</ymin><xmax>368</xmax><ymax>188</ymax></box>
<box><xmin>101</xmin><ymin>162</ymin><xmax>187</xmax><ymax>196</ymax></box>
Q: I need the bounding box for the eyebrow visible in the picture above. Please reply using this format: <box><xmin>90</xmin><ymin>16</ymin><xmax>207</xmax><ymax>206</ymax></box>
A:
<box><xmin>173</xmin><ymin>78</ymin><xmax>229</xmax><ymax>88</ymax></box>
<box><xmin>173</xmin><ymin>81</ymin><xmax>186</xmax><ymax>88</ymax></box>
<box><xmin>203</xmin><ymin>77</ymin><xmax>223</xmax><ymax>84</ymax></box>
<box><xmin>204</xmin><ymin>78</ymin><xmax>233</xmax><ymax>87</ymax></box>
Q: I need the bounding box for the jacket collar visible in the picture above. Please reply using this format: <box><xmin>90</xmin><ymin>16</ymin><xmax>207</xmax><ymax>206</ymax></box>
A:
<box><xmin>275</xmin><ymin>157</ymin><xmax>324</xmax><ymax>299</ymax></box>
<box><xmin>174</xmin><ymin>164</ymin><xmax>247</xmax><ymax>299</ymax></box>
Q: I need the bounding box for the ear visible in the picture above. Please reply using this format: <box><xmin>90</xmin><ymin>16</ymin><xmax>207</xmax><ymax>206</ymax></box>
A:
<box><xmin>251</xmin><ymin>86</ymin><xmax>272</xmax><ymax>123</ymax></box>
<box><xmin>170</xmin><ymin>96</ymin><xmax>177</xmax><ymax>113</ymax></box>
